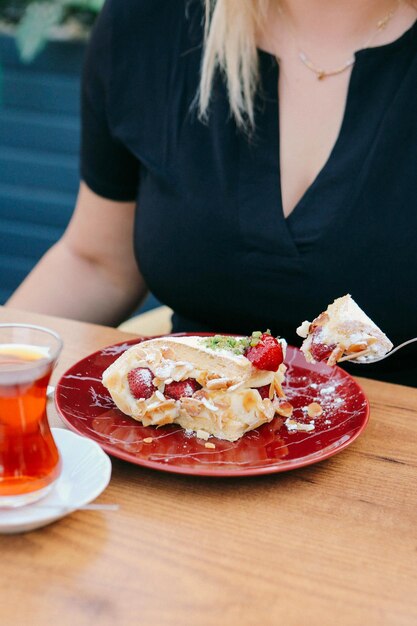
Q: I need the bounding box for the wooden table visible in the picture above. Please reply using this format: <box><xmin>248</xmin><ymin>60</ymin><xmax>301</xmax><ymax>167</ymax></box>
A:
<box><xmin>0</xmin><ymin>307</ymin><xmax>416</xmax><ymax>626</ymax></box>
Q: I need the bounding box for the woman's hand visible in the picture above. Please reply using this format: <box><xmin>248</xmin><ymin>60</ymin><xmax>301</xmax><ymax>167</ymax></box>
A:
<box><xmin>6</xmin><ymin>182</ymin><xmax>147</xmax><ymax>326</ymax></box>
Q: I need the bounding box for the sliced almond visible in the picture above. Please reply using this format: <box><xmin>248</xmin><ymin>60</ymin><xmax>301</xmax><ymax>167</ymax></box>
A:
<box><xmin>307</xmin><ymin>402</ymin><xmax>323</xmax><ymax>418</ymax></box>
<box><xmin>204</xmin><ymin>442</ymin><xmax>216</xmax><ymax>449</ymax></box>
<box><xmin>347</xmin><ymin>342</ymin><xmax>368</xmax><ymax>353</ymax></box>
<box><xmin>338</xmin><ymin>349</ymin><xmax>371</xmax><ymax>363</ymax></box>
<box><xmin>205</xmin><ymin>377</ymin><xmax>231</xmax><ymax>390</ymax></box>
<box><xmin>327</xmin><ymin>346</ymin><xmax>344</xmax><ymax>367</ymax></box>
<box><xmin>143</xmin><ymin>437</ymin><xmax>153</xmax><ymax>444</ymax></box>
<box><xmin>276</xmin><ymin>401</ymin><xmax>294</xmax><ymax>418</ymax></box>
<box><xmin>310</xmin><ymin>312</ymin><xmax>329</xmax><ymax>331</ymax></box>
<box><xmin>273</xmin><ymin>377</ymin><xmax>286</xmax><ymax>398</ymax></box>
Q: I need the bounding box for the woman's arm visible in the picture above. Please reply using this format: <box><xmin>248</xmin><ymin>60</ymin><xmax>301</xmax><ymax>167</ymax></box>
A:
<box><xmin>6</xmin><ymin>182</ymin><xmax>147</xmax><ymax>326</ymax></box>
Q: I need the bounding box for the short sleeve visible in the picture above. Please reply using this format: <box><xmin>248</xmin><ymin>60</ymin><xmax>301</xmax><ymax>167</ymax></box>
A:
<box><xmin>80</xmin><ymin>0</ymin><xmax>140</xmax><ymax>201</ymax></box>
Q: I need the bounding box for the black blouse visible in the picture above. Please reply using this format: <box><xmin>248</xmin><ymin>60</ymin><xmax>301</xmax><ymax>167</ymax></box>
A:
<box><xmin>81</xmin><ymin>0</ymin><xmax>417</xmax><ymax>386</ymax></box>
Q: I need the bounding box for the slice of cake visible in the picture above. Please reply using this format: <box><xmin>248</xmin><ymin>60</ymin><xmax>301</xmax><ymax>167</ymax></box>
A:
<box><xmin>102</xmin><ymin>332</ymin><xmax>288</xmax><ymax>442</ymax></box>
<box><xmin>296</xmin><ymin>294</ymin><xmax>393</xmax><ymax>366</ymax></box>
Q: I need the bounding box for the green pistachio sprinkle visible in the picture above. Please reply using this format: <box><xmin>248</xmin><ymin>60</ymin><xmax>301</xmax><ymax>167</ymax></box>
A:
<box><xmin>202</xmin><ymin>335</ymin><xmax>250</xmax><ymax>355</ymax></box>
<box><xmin>202</xmin><ymin>331</ymin><xmax>277</xmax><ymax>355</ymax></box>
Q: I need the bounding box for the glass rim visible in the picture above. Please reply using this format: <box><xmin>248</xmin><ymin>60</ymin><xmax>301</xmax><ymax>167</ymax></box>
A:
<box><xmin>0</xmin><ymin>323</ymin><xmax>63</xmax><ymax>362</ymax></box>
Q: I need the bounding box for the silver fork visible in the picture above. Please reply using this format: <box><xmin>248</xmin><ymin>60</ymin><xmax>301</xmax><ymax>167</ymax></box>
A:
<box><xmin>339</xmin><ymin>337</ymin><xmax>417</xmax><ymax>364</ymax></box>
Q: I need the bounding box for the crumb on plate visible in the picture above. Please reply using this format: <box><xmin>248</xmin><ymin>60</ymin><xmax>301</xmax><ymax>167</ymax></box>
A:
<box><xmin>196</xmin><ymin>429</ymin><xmax>210</xmax><ymax>441</ymax></box>
<box><xmin>285</xmin><ymin>418</ymin><xmax>315</xmax><ymax>433</ymax></box>
<box><xmin>307</xmin><ymin>402</ymin><xmax>323</xmax><ymax>418</ymax></box>
<box><xmin>276</xmin><ymin>401</ymin><xmax>294</xmax><ymax>418</ymax></box>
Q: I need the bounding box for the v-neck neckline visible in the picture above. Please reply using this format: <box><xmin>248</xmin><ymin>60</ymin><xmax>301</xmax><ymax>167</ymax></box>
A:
<box><xmin>256</xmin><ymin>17</ymin><xmax>417</xmax><ymax>222</ymax></box>
<box><xmin>270</xmin><ymin>54</ymin><xmax>355</xmax><ymax>222</ymax></box>
<box><xmin>255</xmin><ymin>49</ymin><xmax>360</xmax><ymax>230</ymax></box>
<box><xmin>236</xmin><ymin>21</ymin><xmax>417</xmax><ymax>260</ymax></box>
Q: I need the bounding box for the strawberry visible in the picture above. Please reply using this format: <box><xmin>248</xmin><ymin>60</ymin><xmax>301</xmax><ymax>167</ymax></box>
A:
<box><xmin>310</xmin><ymin>341</ymin><xmax>337</xmax><ymax>362</ymax></box>
<box><xmin>257</xmin><ymin>384</ymin><xmax>272</xmax><ymax>400</ymax></box>
<box><xmin>164</xmin><ymin>378</ymin><xmax>202</xmax><ymax>400</ymax></box>
<box><xmin>245</xmin><ymin>333</ymin><xmax>284</xmax><ymax>371</ymax></box>
<box><xmin>310</xmin><ymin>328</ymin><xmax>336</xmax><ymax>362</ymax></box>
<box><xmin>127</xmin><ymin>367</ymin><xmax>156</xmax><ymax>399</ymax></box>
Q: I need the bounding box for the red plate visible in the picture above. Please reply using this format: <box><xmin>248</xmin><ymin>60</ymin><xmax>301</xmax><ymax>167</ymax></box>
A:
<box><xmin>55</xmin><ymin>335</ymin><xmax>369</xmax><ymax>477</ymax></box>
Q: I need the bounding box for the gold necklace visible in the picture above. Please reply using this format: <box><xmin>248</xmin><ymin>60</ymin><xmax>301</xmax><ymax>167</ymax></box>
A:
<box><xmin>279</xmin><ymin>2</ymin><xmax>400</xmax><ymax>81</ymax></box>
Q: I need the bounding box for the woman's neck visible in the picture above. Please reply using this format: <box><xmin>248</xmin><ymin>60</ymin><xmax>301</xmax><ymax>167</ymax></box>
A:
<box><xmin>260</xmin><ymin>0</ymin><xmax>416</xmax><ymax>59</ymax></box>
<box><xmin>279</xmin><ymin>0</ymin><xmax>398</xmax><ymax>34</ymax></box>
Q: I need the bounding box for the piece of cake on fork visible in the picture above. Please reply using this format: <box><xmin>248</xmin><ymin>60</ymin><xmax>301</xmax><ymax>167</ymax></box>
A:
<box><xmin>296</xmin><ymin>294</ymin><xmax>393</xmax><ymax>366</ymax></box>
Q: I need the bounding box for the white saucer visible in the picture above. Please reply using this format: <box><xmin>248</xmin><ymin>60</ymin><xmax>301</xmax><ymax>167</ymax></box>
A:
<box><xmin>0</xmin><ymin>428</ymin><xmax>112</xmax><ymax>534</ymax></box>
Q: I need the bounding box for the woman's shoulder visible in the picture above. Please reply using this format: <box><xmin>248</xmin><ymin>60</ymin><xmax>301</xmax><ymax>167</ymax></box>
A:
<box><xmin>104</xmin><ymin>0</ymin><xmax>196</xmax><ymax>32</ymax></box>
<box><xmin>96</xmin><ymin>0</ymin><xmax>203</xmax><ymax>70</ymax></box>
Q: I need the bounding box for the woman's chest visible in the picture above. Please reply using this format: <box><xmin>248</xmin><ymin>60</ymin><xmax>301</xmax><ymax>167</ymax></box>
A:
<box><xmin>277</xmin><ymin>63</ymin><xmax>353</xmax><ymax>218</ymax></box>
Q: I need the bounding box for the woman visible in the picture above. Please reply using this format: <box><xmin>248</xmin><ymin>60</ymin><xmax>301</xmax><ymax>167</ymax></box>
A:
<box><xmin>7</xmin><ymin>0</ymin><xmax>417</xmax><ymax>385</ymax></box>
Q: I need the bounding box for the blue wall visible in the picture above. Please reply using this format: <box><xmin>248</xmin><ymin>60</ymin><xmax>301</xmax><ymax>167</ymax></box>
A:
<box><xmin>0</xmin><ymin>34</ymin><xmax>159</xmax><ymax>314</ymax></box>
<box><xmin>0</xmin><ymin>35</ymin><xmax>83</xmax><ymax>304</ymax></box>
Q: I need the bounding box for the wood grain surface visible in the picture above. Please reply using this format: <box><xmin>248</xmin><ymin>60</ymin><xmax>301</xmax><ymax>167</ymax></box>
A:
<box><xmin>0</xmin><ymin>307</ymin><xmax>416</xmax><ymax>626</ymax></box>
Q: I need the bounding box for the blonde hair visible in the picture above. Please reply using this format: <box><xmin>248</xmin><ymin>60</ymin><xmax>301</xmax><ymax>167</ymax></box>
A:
<box><xmin>199</xmin><ymin>0</ymin><xmax>269</xmax><ymax>130</ymax></box>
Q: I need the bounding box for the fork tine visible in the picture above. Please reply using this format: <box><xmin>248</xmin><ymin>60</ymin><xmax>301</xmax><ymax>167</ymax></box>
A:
<box><xmin>345</xmin><ymin>336</ymin><xmax>417</xmax><ymax>364</ymax></box>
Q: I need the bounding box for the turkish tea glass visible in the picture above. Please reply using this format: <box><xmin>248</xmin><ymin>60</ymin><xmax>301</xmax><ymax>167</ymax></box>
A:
<box><xmin>0</xmin><ymin>324</ymin><xmax>63</xmax><ymax>507</ymax></box>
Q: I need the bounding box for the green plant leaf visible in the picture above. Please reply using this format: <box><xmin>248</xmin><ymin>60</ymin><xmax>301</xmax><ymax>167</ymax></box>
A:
<box><xmin>66</xmin><ymin>0</ymin><xmax>105</xmax><ymax>10</ymax></box>
<box><xmin>15</xmin><ymin>1</ymin><xmax>64</xmax><ymax>62</ymax></box>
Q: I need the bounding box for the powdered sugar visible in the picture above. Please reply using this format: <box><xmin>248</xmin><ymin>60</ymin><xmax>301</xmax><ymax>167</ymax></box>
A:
<box><xmin>282</xmin><ymin>368</ymin><xmax>349</xmax><ymax>434</ymax></box>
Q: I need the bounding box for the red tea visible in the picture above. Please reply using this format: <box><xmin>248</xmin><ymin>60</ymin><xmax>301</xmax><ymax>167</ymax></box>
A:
<box><xmin>0</xmin><ymin>344</ymin><xmax>61</xmax><ymax>498</ymax></box>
